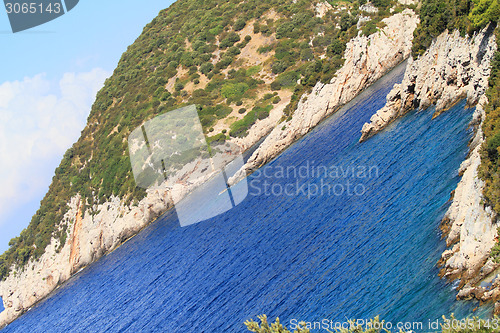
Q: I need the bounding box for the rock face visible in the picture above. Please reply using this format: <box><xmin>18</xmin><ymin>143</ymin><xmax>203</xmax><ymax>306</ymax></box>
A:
<box><xmin>230</xmin><ymin>9</ymin><xmax>418</xmax><ymax>183</ymax></box>
<box><xmin>359</xmin><ymin>25</ymin><xmax>497</xmax><ymax>142</ymax></box>
<box><xmin>0</xmin><ymin>176</ymin><xmax>213</xmax><ymax>327</ymax></box>
<box><xmin>358</xmin><ymin>24</ymin><xmax>500</xmax><ymax>309</ymax></box>
<box><xmin>0</xmin><ymin>9</ymin><xmax>418</xmax><ymax>328</ymax></box>
<box><xmin>439</xmin><ymin>96</ymin><xmax>499</xmax><ymax>287</ymax></box>
<box><xmin>0</xmin><ymin>190</ymin><xmax>164</xmax><ymax>326</ymax></box>
<box><xmin>438</xmin><ymin>96</ymin><xmax>500</xmax><ymax>310</ymax></box>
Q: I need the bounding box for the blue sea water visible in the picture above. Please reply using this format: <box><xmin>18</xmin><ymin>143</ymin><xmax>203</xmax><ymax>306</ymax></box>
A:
<box><xmin>2</xmin><ymin>62</ymin><xmax>485</xmax><ymax>333</ymax></box>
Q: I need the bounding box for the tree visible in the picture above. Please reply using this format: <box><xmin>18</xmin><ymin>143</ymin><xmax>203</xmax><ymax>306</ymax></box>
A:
<box><xmin>469</xmin><ymin>0</ymin><xmax>500</xmax><ymax>30</ymax></box>
<box><xmin>234</xmin><ymin>18</ymin><xmax>247</xmax><ymax>31</ymax></box>
<box><xmin>174</xmin><ymin>82</ymin><xmax>184</xmax><ymax>91</ymax></box>
<box><xmin>245</xmin><ymin>315</ymin><xmax>309</xmax><ymax>333</ymax></box>
<box><xmin>328</xmin><ymin>39</ymin><xmax>346</xmax><ymax>56</ymax></box>
<box><xmin>200</xmin><ymin>62</ymin><xmax>214</xmax><ymax>75</ymax></box>
<box><xmin>220</xmin><ymin>32</ymin><xmax>240</xmax><ymax>48</ymax></box>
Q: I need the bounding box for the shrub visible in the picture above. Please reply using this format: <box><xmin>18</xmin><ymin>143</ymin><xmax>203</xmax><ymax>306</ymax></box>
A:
<box><xmin>200</xmin><ymin>62</ymin><xmax>214</xmax><ymax>75</ymax></box>
<box><xmin>229</xmin><ymin>108</ymin><xmax>263</xmax><ymax>137</ymax></box>
<box><xmin>221</xmin><ymin>82</ymin><xmax>250</xmax><ymax>100</ymax></box>
<box><xmin>300</xmin><ymin>48</ymin><xmax>314</xmax><ymax>61</ymax></box>
<box><xmin>271</xmin><ymin>60</ymin><xmax>289</xmax><ymax>74</ymax></box>
<box><xmin>276</xmin><ymin>71</ymin><xmax>300</xmax><ymax>88</ymax></box>
<box><xmin>254</xmin><ymin>104</ymin><xmax>273</xmax><ymax>120</ymax></box>
<box><xmin>247</xmin><ymin>65</ymin><xmax>261</xmax><ymax>76</ymax></box>
<box><xmin>372</xmin><ymin>0</ymin><xmax>391</xmax><ymax>9</ymax></box>
<box><xmin>257</xmin><ymin>45</ymin><xmax>273</xmax><ymax>54</ymax></box>
<box><xmin>362</xmin><ymin>21</ymin><xmax>378</xmax><ymax>36</ymax></box>
<box><xmin>340</xmin><ymin>12</ymin><xmax>356</xmax><ymax>31</ymax></box>
<box><xmin>160</xmin><ymin>91</ymin><xmax>171</xmax><ymax>101</ymax></box>
<box><xmin>215</xmin><ymin>56</ymin><xmax>234</xmax><ymax>70</ymax></box>
<box><xmin>207</xmin><ymin>133</ymin><xmax>227</xmax><ymax>145</ymax></box>
<box><xmin>227</xmin><ymin>46</ymin><xmax>241</xmax><ymax>56</ymax></box>
<box><xmin>174</xmin><ymin>82</ymin><xmax>184</xmax><ymax>91</ymax></box>
<box><xmin>276</xmin><ymin>22</ymin><xmax>295</xmax><ymax>39</ymax></box>
<box><xmin>220</xmin><ymin>32</ymin><xmax>240</xmax><ymax>48</ymax></box>
<box><xmin>234</xmin><ymin>18</ymin><xmax>246</xmax><ymax>31</ymax></box>
<box><xmin>469</xmin><ymin>0</ymin><xmax>500</xmax><ymax>30</ymax></box>
<box><xmin>270</xmin><ymin>81</ymin><xmax>282</xmax><ymax>91</ymax></box>
<box><xmin>327</xmin><ymin>39</ymin><xmax>346</xmax><ymax>56</ymax></box>
<box><xmin>253</xmin><ymin>22</ymin><xmax>260</xmax><ymax>33</ymax></box>
<box><xmin>260</xmin><ymin>24</ymin><xmax>270</xmax><ymax>35</ymax></box>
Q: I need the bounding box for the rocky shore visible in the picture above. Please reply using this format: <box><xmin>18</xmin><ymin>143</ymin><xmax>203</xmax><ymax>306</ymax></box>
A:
<box><xmin>358</xmin><ymin>24</ymin><xmax>500</xmax><ymax>310</ymax></box>
<box><xmin>359</xmin><ymin>24</ymin><xmax>497</xmax><ymax>142</ymax></box>
<box><xmin>0</xmin><ymin>9</ymin><xmax>419</xmax><ymax>328</ymax></box>
<box><xmin>229</xmin><ymin>9</ymin><xmax>418</xmax><ymax>183</ymax></box>
<box><xmin>439</xmin><ymin>95</ymin><xmax>500</xmax><ymax>310</ymax></box>
<box><xmin>0</xmin><ymin>171</ymin><xmax>219</xmax><ymax>327</ymax></box>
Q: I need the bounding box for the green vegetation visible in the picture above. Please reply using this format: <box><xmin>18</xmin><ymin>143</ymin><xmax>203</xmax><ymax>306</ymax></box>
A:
<box><xmin>479</xmin><ymin>28</ymin><xmax>500</xmax><ymax>261</ymax></box>
<box><xmin>0</xmin><ymin>0</ymin><xmax>405</xmax><ymax>280</ymax></box>
<box><xmin>412</xmin><ymin>0</ymin><xmax>471</xmax><ymax>57</ymax></box>
<box><xmin>412</xmin><ymin>0</ymin><xmax>499</xmax><ymax>58</ymax></box>
<box><xmin>245</xmin><ymin>315</ymin><xmax>310</xmax><ymax>333</ymax></box>
<box><xmin>469</xmin><ymin>0</ymin><xmax>500</xmax><ymax>30</ymax></box>
<box><xmin>230</xmin><ymin>104</ymin><xmax>273</xmax><ymax>137</ymax></box>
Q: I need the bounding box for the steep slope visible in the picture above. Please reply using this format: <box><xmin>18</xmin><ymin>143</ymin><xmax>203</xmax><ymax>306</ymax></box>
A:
<box><xmin>230</xmin><ymin>9</ymin><xmax>417</xmax><ymax>181</ymax></box>
<box><xmin>358</xmin><ymin>0</ymin><xmax>500</xmax><ymax>312</ymax></box>
<box><xmin>0</xmin><ymin>0</ymin><xmax>420</xmax><ymax>327</ymax></box>
<box><xmin>359</xmin><ymin>25</ymin><xmax>497</xmax><ymax>142</ymax></box>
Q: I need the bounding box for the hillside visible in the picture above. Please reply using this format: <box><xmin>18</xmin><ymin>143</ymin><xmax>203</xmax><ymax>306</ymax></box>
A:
<box><xmin>0</xmin><ymin>0</ymin><xmax>497</xmax><ymax>327</ymax></box>
<box><xmin>28</xmin><ymin>0</ymin><xmax>500</xmax><ymax>325</ymax></box>
<box><xmin>0</xmin><ymin>0</ymin><xmax>419</xmax><ymax>286</ymax></box>
<box><xmin>0</xmin><ymin>0</ymin><xmax>400</xmax><ymax>279</ymax></box>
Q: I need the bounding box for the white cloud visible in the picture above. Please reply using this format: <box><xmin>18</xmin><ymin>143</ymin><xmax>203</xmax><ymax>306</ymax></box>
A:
<box><xmin>0</xmin><ymin>68</ymin><xmax>110</xmax><ymax>225</ymax></box>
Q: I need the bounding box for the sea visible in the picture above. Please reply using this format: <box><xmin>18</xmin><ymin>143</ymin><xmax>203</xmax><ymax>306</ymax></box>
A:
<box><xmin>1</xmin><ymin>62</ymin><xmax>488</xmax><ymax>333</ymax></box>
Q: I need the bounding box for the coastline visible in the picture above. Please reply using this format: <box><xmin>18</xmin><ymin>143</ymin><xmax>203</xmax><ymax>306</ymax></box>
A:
<box><xmin>0</xmin><ymin>9</ymin><xmax>419</xmax><ymax>328</ymax></box>
<box><xmin>359</xmin><ymin>24</ymin><xmax>497</xmax><ymax>142</ymax></box>
<box><xmin>358</xmin><ymin>24</ymin><xmax>499</xmax><ymax>311</ymax></box>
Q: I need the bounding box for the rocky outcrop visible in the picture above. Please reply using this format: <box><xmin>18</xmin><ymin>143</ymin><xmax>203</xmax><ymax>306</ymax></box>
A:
<box><xmin>359</xmin><ymin>25</ymin><xmax>497</xmax><ymax>142</ymax></box>
<box><xmin>439</xmin><ymin>96</ymin><xmax>499</xmax><ymax>288</ymax></box>
<box><xmin>229</xmin><ymin>9</ymin><xmax>418</xmax><ymax>183</ymax></box>
<box><xmin>357</xmin><ymin>24</ymin><xmax>500</xmax><ymax>309</ymax></box>
<box><xmin>438</xmin><ymin>96</ymin><xmax>500</xmax><ymax>309</ymax></box>
<box><xmin>0</xmin><ymin>178</ymin><xmax>208</xmax><ymax>327</ymax></box>
<box><xmin>0</xmin><ymin>9</ymin><xmax>419</xmax><ymax>328</ymax></box>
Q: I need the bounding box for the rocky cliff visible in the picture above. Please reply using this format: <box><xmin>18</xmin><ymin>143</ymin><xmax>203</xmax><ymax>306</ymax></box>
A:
<box><xmin>0</xmin><ymin>8</ymin><xmax>418</xmax><ymax>327</ymax></box>
<box><xmin>0</xmin><ymin>170</ymin><xmax>224</xmax><ymax>326</ymax></box>
<box><xmin>230</xmin><ymin>9</ymin><xmax>418</xmax><ymax>183</ymax></box>
<box><xmin>440</xmin><ymin>95</ymin><xmax>500</xmax><ymax>309</ymax></box>
<box><xmin>358</xmin><ymin>24</ymin><xmax>500</xmax><ymax>309</ymax></box>
<box><xmin>359</xmin><ymin>25</ymin><xmax>497</xmax><ymax>142</ymax></box>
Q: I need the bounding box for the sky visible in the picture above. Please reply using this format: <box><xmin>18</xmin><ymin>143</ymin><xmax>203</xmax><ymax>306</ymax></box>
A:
<box><xmin>0</xmin><ymin>0</ymin><xmax>175</xmax><ymax>253</ymax></box>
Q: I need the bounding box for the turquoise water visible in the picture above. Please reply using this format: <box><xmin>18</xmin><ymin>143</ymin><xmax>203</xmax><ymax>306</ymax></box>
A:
<box><xmin>1</xmin><ymin>63</ymin><xmax>483</xmax><ymax>332</ymax></box>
